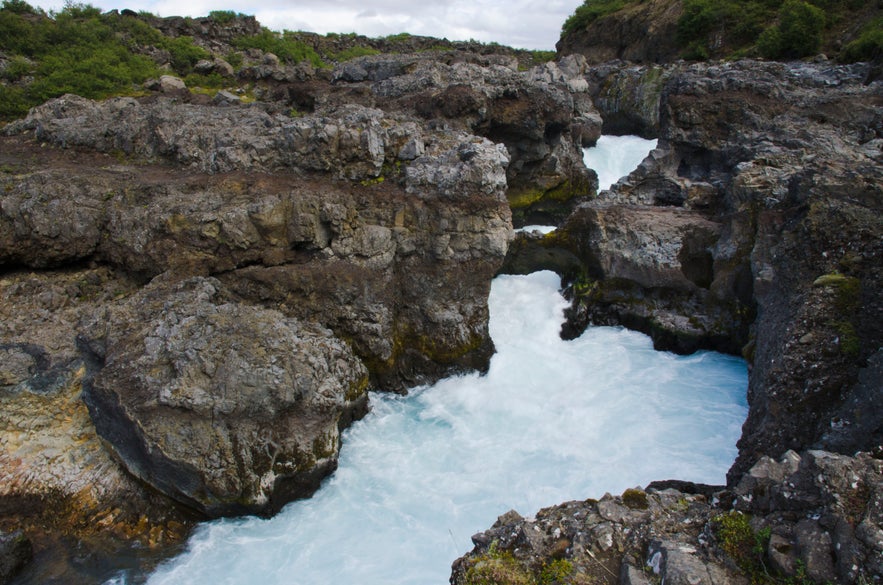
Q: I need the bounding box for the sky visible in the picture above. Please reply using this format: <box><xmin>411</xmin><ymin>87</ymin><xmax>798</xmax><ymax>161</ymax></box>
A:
<box><xmin>28</xmin><ymin>0</ymin><xmax>584</xmax><ymax>50</ymax></box>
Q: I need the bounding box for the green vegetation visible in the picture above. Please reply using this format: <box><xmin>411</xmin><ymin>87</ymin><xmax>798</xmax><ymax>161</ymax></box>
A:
<box><xmin>562</xmin><ymin>0</ymin><xmax>881</xmax><ymax>62</ymax></box>
<box><xmin>232</xmin><ymin>28</ymin><xmax>324</xmax><ymax>68</ymax></box>
<box><xmin>840</xmin><ymin>17</ymin><xmax>883</xmax><ymax>63</ymax></box>
<box><xmin>462</xmin><ymin>542</ymin><xmax>593</xmax><ymax>585</ymax></box>
<box><xmin>713</xmin><ymin>511</ymin><xmax>771</xmax><ymax>580</ymax></box>
<box><xmin>0</xmin><ymin>1</ymin><xmax>216</xmax><ymax>119</ymax></box>
<box><xmin>208</xmin><ymin>10</ymin><xmax>245</xmax><ymax>24</ymax></box>
<box><xmin>757</xmin><ymin>1</ymin><xmax>826</xmax><ymax>59</ymax></box>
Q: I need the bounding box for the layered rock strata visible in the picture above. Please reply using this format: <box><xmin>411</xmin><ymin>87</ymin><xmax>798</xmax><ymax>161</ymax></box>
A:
<box><xmin>0</xmin><ymin>92</ymin><xmax>512</xmax><ymax>556</ymax></box>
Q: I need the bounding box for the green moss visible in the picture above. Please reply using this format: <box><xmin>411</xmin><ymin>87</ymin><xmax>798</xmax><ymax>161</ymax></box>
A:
<box><xmin>833</xmin><ymin>320</ymin><xmax>860</xmax><ymax>358</ymax></box>
<box><xmin>712</xmin><ymin>511</ymin><xmax>770</xmax><ymax>579</ymax></box>
<box><xmin>344</xmin><ymin>373</ymin><xmax>370</xmax><ymax>402</ymax></box>
<box><xmin>621</xmin><ymin>488</ymin><xmax>649</xmax><ymax>510</ymax></box>
<box><xmin>463</xmin><ymin>542</ymin><xmax>533</xmax><ymax>585</ymax></box>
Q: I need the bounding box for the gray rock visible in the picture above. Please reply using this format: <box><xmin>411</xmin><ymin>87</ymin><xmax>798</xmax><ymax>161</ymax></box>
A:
<box><xmin>795</xmin><ymin>519</ymin><xmax>837</xmax><ymax>583</ymax></box>
<box><xmin>81</xmin><ymin>276</ymin><xmax>370</xmax><ymax>516</ymax></box>
<box><xmin>158</xmin><ymin>74</ymin><xmax>186</xmax><ymax>92</ymax></box>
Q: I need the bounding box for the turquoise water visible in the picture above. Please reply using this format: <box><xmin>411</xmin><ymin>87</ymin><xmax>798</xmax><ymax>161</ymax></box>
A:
<box><xmin>142</xmin><ymin>271</ymin><xmax>747</xmax><ymax>585</ymax></box>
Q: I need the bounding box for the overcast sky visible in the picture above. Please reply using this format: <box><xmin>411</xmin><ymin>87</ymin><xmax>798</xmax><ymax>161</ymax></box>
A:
<box><xmin>29</xmin><ymin>0</ymin><xmax>583</xmax><ymax>50</ymax></box>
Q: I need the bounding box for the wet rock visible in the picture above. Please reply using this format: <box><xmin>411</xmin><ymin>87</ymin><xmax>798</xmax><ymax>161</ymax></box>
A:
<box><xmin>0</xmin><ymin>530</ymin><xmax>32</xmax><ymax>584</ymax></box>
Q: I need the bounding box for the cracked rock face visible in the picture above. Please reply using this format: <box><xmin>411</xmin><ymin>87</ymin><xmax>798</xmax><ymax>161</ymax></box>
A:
<box><xmin>80</xmin><ymin>276</ymin><xmax>369</xmax><ymax>516</ymax></box>
<box><xmin>452</xmin><ymin>450</ymin><xmax>883</xmax><ymax>585</ymax></box>
<box><xmin>0</xmin><ymin>94</ymin><xmax>512</xmax><ymax>531</ymax></box>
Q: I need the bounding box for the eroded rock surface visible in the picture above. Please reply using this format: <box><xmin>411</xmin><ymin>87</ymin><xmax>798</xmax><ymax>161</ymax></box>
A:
<box><xmin>80</xmin><ymin>276</ymin><xmax>369</xmax><ymax>516</ymax></box>
<box><xmin>452</xmin><ymin>450</ymin><xmax>883</xmax><ymax>585</ymax></box>
<box><xmin>0</xmin><ymin>91</ymin><xmax>513</xmax><ymax>561</ymax></box>
<box><xmin>523</xmin><ymin>60</ymin><xmax>882</xmax><ymax>474</ymax></box>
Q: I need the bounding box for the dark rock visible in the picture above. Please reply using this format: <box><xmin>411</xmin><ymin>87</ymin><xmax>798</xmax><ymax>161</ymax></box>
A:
<box><xmin>0</xmin><ymin>530</ymin><xmax>32</xmax><ymax>584</ymax></box>
<box><xmin>452</xmin><ymin>450</ymin><xmax>882</xmax><ymax>584</ymax></box>
<box><xmin>556</xmin><ymin>0</ymin><xmax>684</xmax><ymax>65</ymax></box>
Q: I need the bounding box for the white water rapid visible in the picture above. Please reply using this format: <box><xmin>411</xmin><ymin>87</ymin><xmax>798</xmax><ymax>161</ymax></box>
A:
<box><xmin>584</xmin><ymin>134</ymin><xmax>658</xmax><ymax>192</ymax></box>
<box><xmin>143</xmin><ymin>271</ymin><xmax>747</xmax><ymax>585</ymax></box>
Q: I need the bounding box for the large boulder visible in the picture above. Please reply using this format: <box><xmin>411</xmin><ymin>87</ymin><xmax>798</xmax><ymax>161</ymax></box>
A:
<box><xmin>80</xmin><ymin>276</ymin><xmax>369</xmax><ymax>516</ymax></box>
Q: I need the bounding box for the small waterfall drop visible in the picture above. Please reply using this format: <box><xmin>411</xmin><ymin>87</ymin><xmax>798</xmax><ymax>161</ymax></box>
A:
<box><xmin>143</xmin><ymin>271</ymin><xmax>747</xmax><ymax>585</ymax></box>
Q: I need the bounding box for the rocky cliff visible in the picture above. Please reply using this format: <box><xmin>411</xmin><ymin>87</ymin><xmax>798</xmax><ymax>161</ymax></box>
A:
<box><xmin>1</xmin><ymin>8</ymin><xmax>882</xmax><ymax>585</ymax></box>
<box><xmin>0</xmin><ymin>87</ymin><xmax>515</xmax><ymax>580</ymax></box>
<box><xmin>478</xmin><ymin>57</ymin><xmax>882</xmax><ymax>585</ymax></box>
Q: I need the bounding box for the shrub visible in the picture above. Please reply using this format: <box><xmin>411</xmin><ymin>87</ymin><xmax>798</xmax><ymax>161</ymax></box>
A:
<box><xmin>208</xmin><ymin>10</ymin><xmax>241</xmax><ymax>24</ymax></box>
<box><xmin>233</xmin><ymin>28</ymin><xmax>324</xmax><ymax>67</ymax></box>
<box><xmin>0</xmin><ymin>2</ymin><xmax>164</xmax><ymax>119</ymax></box>
<box><xmin>839</xmin><ymin>17</ymin><xmax>883</xmax><ymax>63</ymax></box>
<box><xmin>164</xmin><ymin>35</ymin><xmax>210</xmax><ymax>73</ymax></box>
<box><xmin>1</xmin><ymin>0</ymin><xmax>41</xmax><ymax>15</ymax></box>
<box><xmin>758</xmin><ymin>0</ymin><xmax>826</xmax><ymax>59</ymax></box>
<box><xmin>1</xmin><ymin>55</ymin><xmax>32</xmax><ymax>80</ymax></box>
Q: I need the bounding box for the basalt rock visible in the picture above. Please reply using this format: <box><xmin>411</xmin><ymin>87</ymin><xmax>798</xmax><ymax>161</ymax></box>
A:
<box><xmin>0</xmin><ymin>92</ymin><xmax>512</xmax><ymax>572</ymax></box>
<box><xmin>79</xmin><ymin>275</ymin><xmax>369</xmax><ymax>516</ymax></box>
<box><xmin>528</xmin><ymin>59</ymin><xmax>882</xmax><ymax>479</ymax></box>
<box><xmin>556</xmin><ymin>0</ymin><xmax>684</xmax><ymax>66</ymax></box>
<box><xmin>452</xmin><ymin>450</ymin><xmax>883</xmax><ymax>585</ymax></box>
<box><xmin>1</xmin><ymin>97</ymin><xmax>511</xmax><ymax>389</ymax></box>
<box><xmin>0</xmin><ymin>530</ymin><xmax>31</xmax><ymax>584</ymax></box>
<box><xmin>322</xmin><ymin>52</ymin><xmax>600</xmax><ymax>225</ymax></box>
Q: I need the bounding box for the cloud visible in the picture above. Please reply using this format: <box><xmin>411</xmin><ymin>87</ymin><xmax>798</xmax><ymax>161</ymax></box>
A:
<box><xmin>29</xmin><ymin>0</ymin><xmax>582</xmax><ymax>49</ymax></box>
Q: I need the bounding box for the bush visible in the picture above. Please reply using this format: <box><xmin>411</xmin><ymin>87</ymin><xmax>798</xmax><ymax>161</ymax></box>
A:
<box><xmin>777</xmin><ymin>0</ymin><xmax>826</xmax><ymax>57</ymax></box>
<box><xmin>0</xmin><ymin>55</ymin><xmax>32</xmax><ymax>80</ymax></box>
<box><xmin>208</xmin><ymin>10</ymin><xmax>241</xmax><ymax>24</ymax></box>
<box><xmin>233</xmin><ymin>28</ymin><xmax>324</xmax><ymax>67</ymax></box>
<box><xmin>1</xmin><ymin>0</ymin><xmax>41</xmax><ymax>15</ymax></box>
<box><xmin>0</xmin><ymin>2</ymin><xmax>164</xmax><ymax>119</ymax></box>
<box><xmin>839</xmin><ymin>17</ymin><xmax>883</xmax><ymax>62</ymax></box>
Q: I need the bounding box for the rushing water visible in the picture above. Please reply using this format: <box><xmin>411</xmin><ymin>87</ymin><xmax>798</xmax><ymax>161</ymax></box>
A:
<box><xmin>584</xmin><ymin>134</ymin><xmax>658</xmax><ymax>192</ymax></box>
<box><xmin>142</xmin><ymin>271</ymin><xmax>747</xmax><ymax>585</ymax></box>
<box><xmin>123</xmin><ymin>135</ymin><xmax>743</xmax><ymax>585</ymax></box>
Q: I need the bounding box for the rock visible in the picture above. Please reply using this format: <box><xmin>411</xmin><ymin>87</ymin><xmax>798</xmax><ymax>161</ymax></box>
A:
<box><xmin>80</xmin><ymin>276</ymin><xmax>369</xmax><ymax>516</ymax></box>
<box><xmin>524</xmin><ymin>58</ymin><xmax>882</xmax><ymax>462</ymax></box>
<box><xmin>795</xmin><ymin>519</ymin><xmax>837</xmax><ymax>583</ymax></box>
<box><xmin>0</xmin><ymin>530</ymin><xmax>32</xmax><ymax>584</ymax></box>
<box><xmin>453</xmin><ymin>450</ymin><xmax>882</xmax><ymax>585</ymax></box>
<box><xmin>158</xmin><ymin>74</ymin><xmax>186</xmax><ymax>92</ymax></box>
<box><xmin>212</xmin><ymin>89</ymin><xmax>240</xmax><ymax>105</ymax></box>
<box><xmin>556</xmin><ymin>0</ymin><xmax>684</xmax><ymax>65</ymax></box>
<box><xmin>326</xmin><ymin>53</ymin><xmax>600</xmax><ymax>225</ymax></box>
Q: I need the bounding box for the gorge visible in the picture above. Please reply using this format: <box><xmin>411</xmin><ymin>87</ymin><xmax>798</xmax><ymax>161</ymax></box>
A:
<box><xmin>1</xmin><ymin>4</ymin><xmax>881</xmax><ymax>585</ymax></box>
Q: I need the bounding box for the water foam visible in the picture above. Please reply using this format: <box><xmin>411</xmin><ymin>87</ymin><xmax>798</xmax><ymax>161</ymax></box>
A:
<box><xmin>584</xmin><ymin>135</ymin><xmax>658</xmax><ymax>192</ymax></box>
<box><xmin>145</xmin><ymin>271</ymin><xmax>747</xmax><ymax>585</ymax></box>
